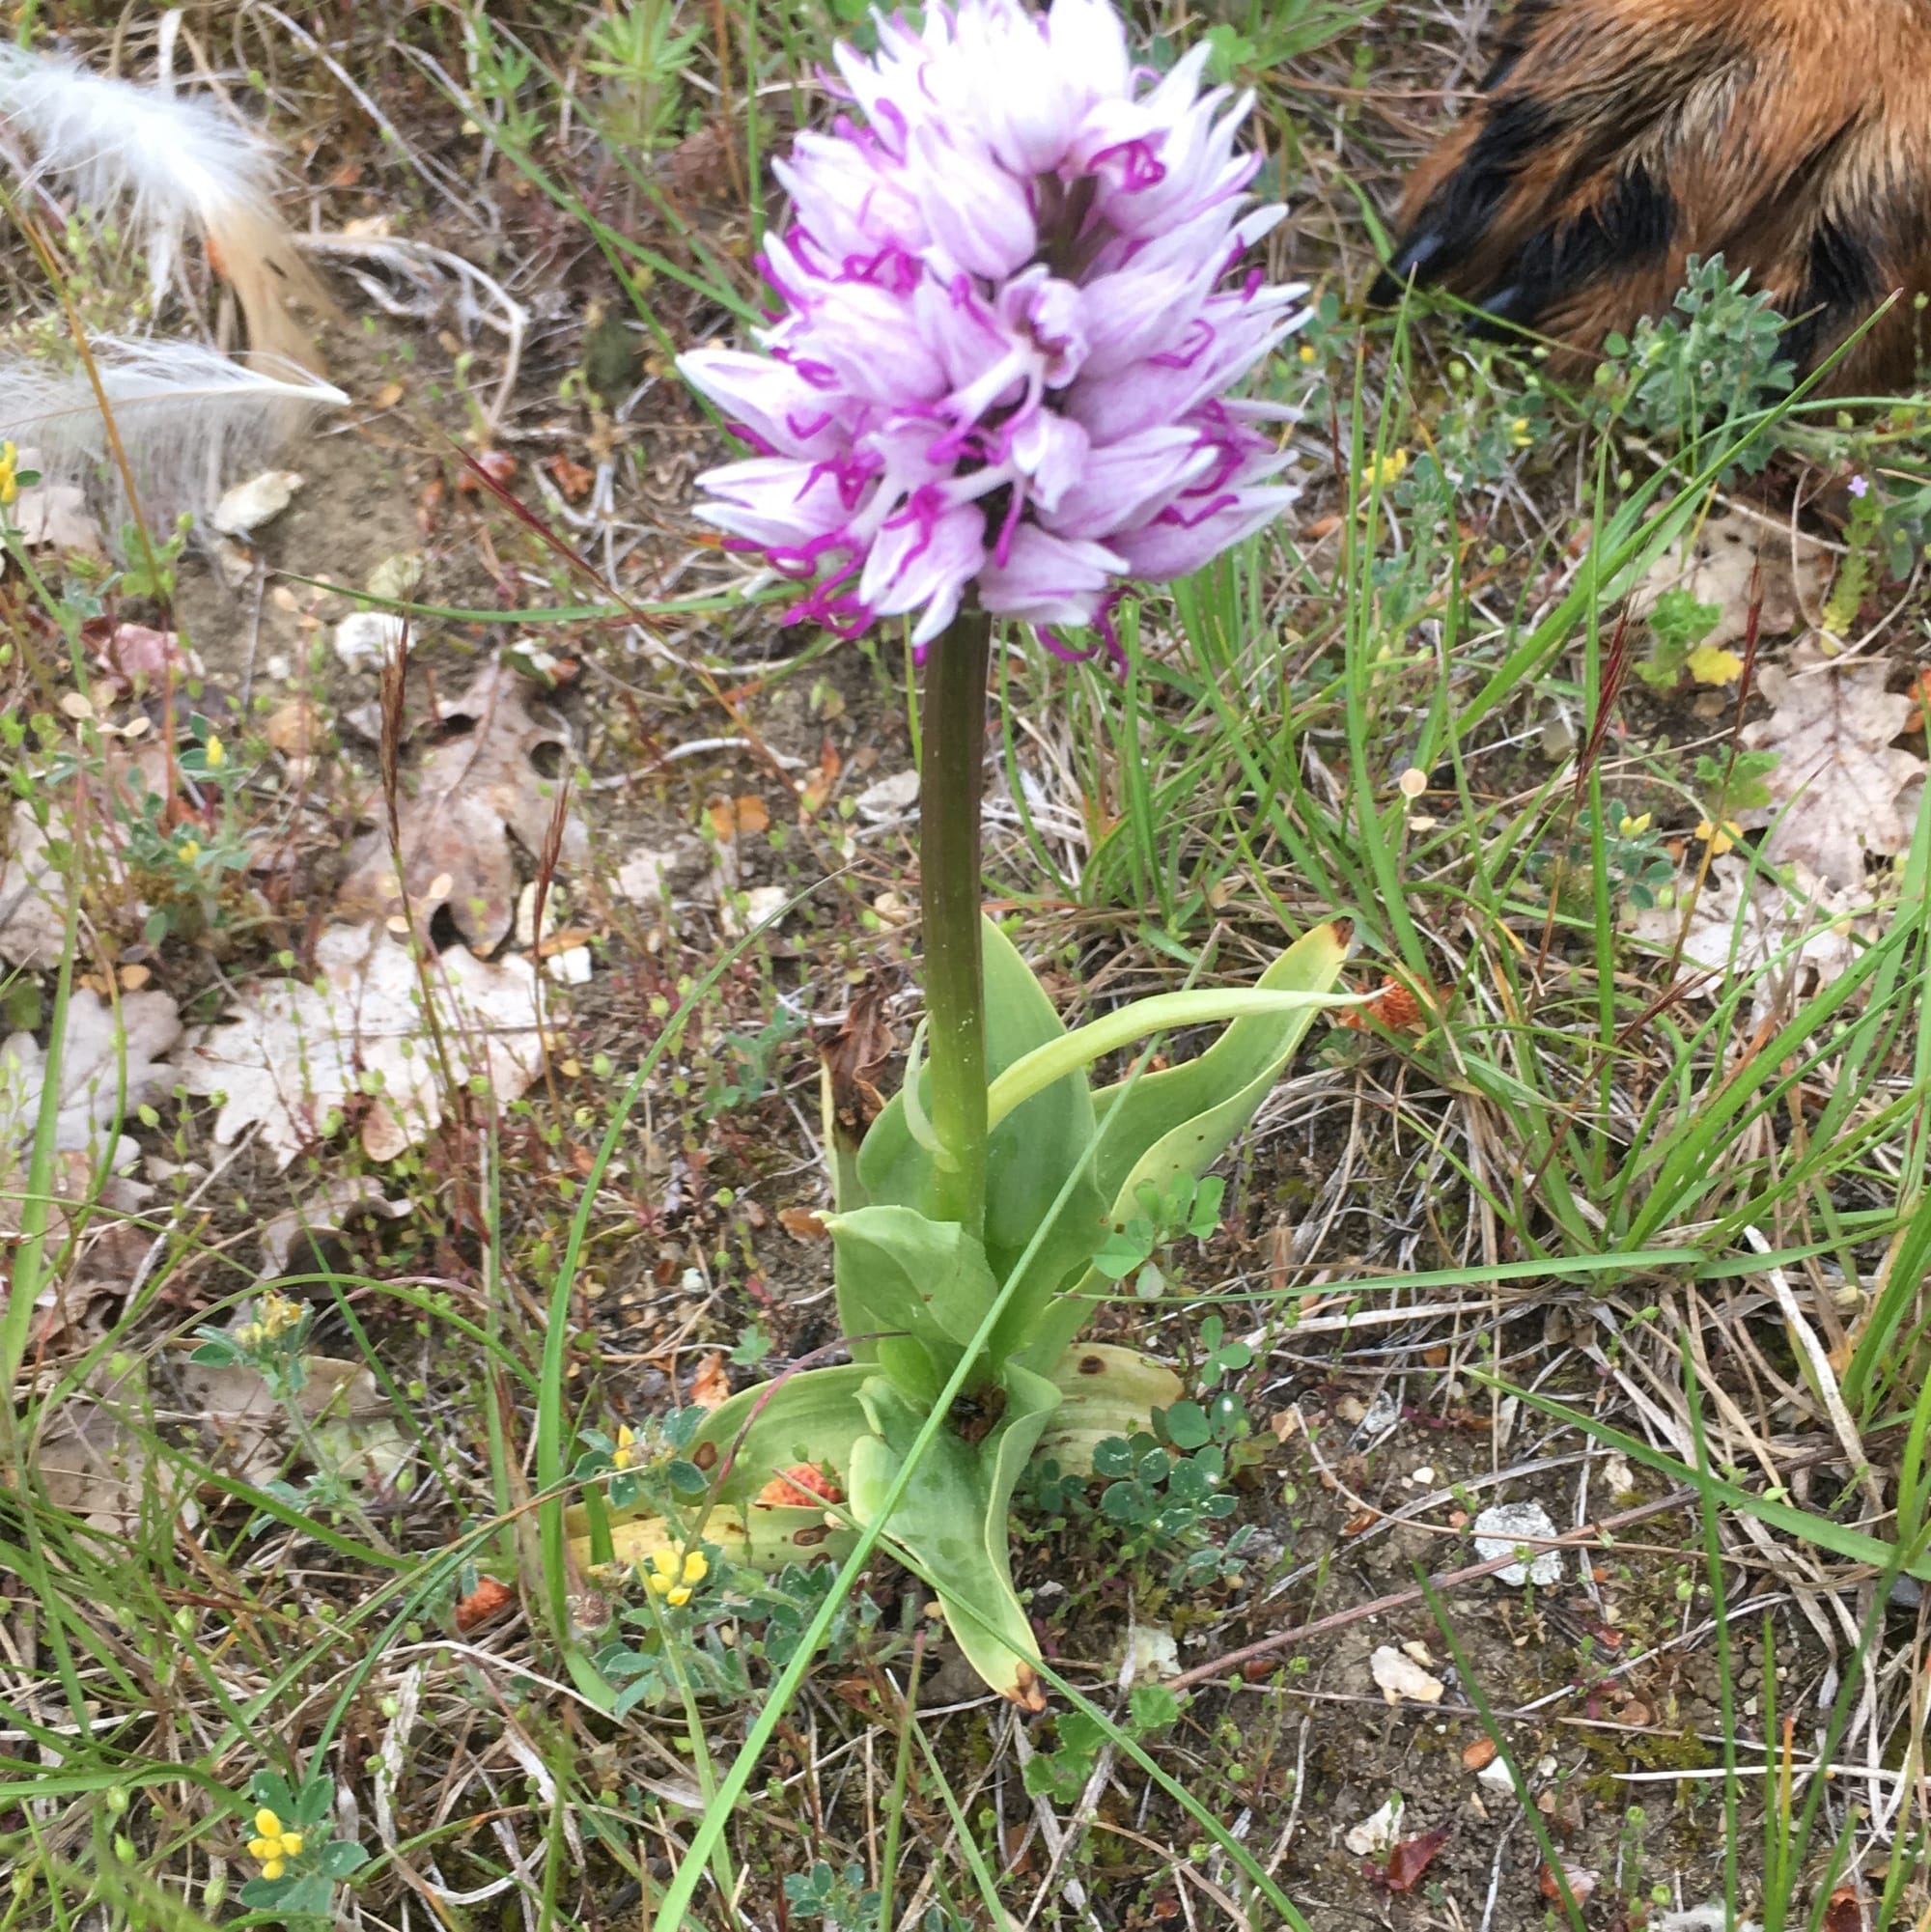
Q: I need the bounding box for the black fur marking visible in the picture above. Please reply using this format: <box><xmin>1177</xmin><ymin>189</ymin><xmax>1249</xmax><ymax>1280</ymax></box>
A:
<box><xmin>1378</xmin><ymin>93</ymin><xmax>1558</xmax><ymax>300</ymax></box>
<box><xmin>1781</xmin><ymin>215</ymin><xmax>1887</xmax><ymax>369</ymax></box>
<box><xmin>1479</xmin><ymin>0</ymin><xmax>1560</xmax><ymax>91</ymax></box>
<box><xmin>1497</xmin><ymin>160</ymin><xmax>1676</xmax><ymax>322</ymax></box>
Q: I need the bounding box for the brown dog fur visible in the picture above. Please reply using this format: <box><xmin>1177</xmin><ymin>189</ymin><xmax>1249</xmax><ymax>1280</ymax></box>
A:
<box><xmin>1380</xmin><ymin>0</ymin><xmax>1931</xmax><ymax>389</ymax></box>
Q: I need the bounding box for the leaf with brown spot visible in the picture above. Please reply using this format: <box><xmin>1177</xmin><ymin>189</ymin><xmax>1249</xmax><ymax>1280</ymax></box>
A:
<box><xmin>334</xmin><ymin>660</ymin><xmax>587</xmax><ymax>948</ymax></box>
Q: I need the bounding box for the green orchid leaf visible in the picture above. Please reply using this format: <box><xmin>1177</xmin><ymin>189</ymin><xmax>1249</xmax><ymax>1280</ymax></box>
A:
<box><xmin>688</xmin><ymin>1363</ymin><xmax>873</xmax><ymax>1504</ymax></box>
<box><xmin>1020</xmin><ymin>923</ymin><xmax>1348</xmax><ymax>1369</ymax></box>
<box><xmin>854</xmin><ymin>918</ymin><xmax>1097</xmax><ymax>1265</ymax></box>
<box><xmin>1034</xmin><ymin>1342</ymin><xmax>1185</xmax><ymax>1476</ymax></box>
<box><xmin>1061</xmin><ymin>923</ymin><xmax>1349</xmax><ymax>1196</ymax></box>
<box><xmin>826</xmin><ymin>1204</ymin><xmax>1000</xmax><ymax>1368</ymax></box>
<box><xmin>876</xmin><ymin>1333</ymin><xmax>946</xmax><ymax>1406</ymax></box>
<box><xmin>849</xmin><ymin>1363</ymin><xmax>1061</xmax><ymax>1708</ymax></box>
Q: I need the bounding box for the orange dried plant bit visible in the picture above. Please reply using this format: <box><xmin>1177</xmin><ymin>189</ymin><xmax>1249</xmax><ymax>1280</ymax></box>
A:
<box><xmin>1337</xmin><ymin>975</ymin><xmax>1436</xmax><ymax>1033</ymax></box>
<box><xmin>455</xmin><ymin>1575</ymin><xmax>516</xmax><ymax>1631</ymax></box>
<box><xmin>1908</xmin><ymin>666</ymin><xmax>1931</xmax><ymax>734</ymax></box>
<box><xmin>755</xmin><ymin>1462</ymin><xmax>844</xmax><ymax>1508</ymax></box>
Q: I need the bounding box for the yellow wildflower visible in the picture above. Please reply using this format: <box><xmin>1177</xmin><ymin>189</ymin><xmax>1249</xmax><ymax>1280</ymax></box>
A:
<box><xmin>256</xmin><ymin>1291</ymin><xmax>303</xmax><ymax>1340</ymax></box>
<box><xmin>204</xmin><ymin>734</ymin><xmax>227</xmax><ymax>770</ymax></box>
<box><xmin>1617</xmin><ymin>812</ymin><xmax>1652</xmax><ymax>837</ymax></box>
<box><xmin>0</xmin><ymin>441</ymin><xmax>16</xmax><ymax>508</ymax></box>
<box><xmin>247</xmin><ymin>1807</ymin><xmax>303</xmax><ymax>1880</ymax></box>
<box><xmin>1686</xmin><ymin>643</ymin><xmax>1745</xmax><ymax>687</ymax></box>
<box><xmin>1361</xmin><ymin>448</ymin><xmax>1409</xmax><ymax>491</ymax></box>
<box><xmin>1297</xmin><ymin>343</ymin><xmax>1317</xmax><ymax>365</ymax></box>
<box><xmin>646</xmin><ymin>1546</ymin><xmax>709</xmax><ymax>1607</ymax></box>
<box><xmin>611</xmin><ymin>1424</ymin><xmax>636</xmax><ymax>1470</ymax></box>
<box><xmin>1696</xmin><ymin>818</ymin><xmax>1744</xmax><ymax>855</ymax></box>
<box><xmin>178</xmin><ymin>838</ymin><xmax>202</xmax><ymax>864</ymax></box>
<box><xmin>1510</xmin><ymin>417</ymin><xmax>1533</xmax><ymax>448</ymax></box>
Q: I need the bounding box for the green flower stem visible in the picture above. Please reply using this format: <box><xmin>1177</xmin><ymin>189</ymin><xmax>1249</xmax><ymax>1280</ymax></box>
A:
<box><xmin>985</xmin><ymin>985</ymin><xmax>1360</xmax><ymax>1130</ymax></box>
<box><xmin>919</xmin><ymin>609</ymin><xmax>993</xmax><ymax>1236</ymax></box>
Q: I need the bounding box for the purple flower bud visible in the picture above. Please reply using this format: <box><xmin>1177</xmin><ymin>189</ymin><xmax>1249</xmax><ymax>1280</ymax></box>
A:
<box><xmin>678</xmin><ymin>0</ymin><xmax>1310</xmax><ymax>658</ymax></box>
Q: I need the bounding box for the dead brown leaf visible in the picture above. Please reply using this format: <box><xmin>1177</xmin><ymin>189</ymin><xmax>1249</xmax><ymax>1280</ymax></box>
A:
<box><xmin>260</xmin><ymin>1177</ymin><xmax>411</xmax><ymax>1277</ymax></box>
<box><xmin>1635</xmin><ymin>509</ymin><xmax>1826</xmax><ymax>651</ymax></box>
<box><xmin>37</xmin><ymin>1360</ymin><xmax>188</xmax><ymax>1534</ymax></box>
<box><xmin>1625</xmin><ymin>856</ymin><xmax>1862</xmax><ymax>1016</ymax></box>
<box><xmin>1740</xmin><ymin>646</ymin><xmax>1926</xmax><ymax>888</ymax></box>
<box><xmin>689</xmin><ymin>1353</ymin><xmax>731</xmax><ymax>1410</ymax></box>
<box><xmin>182</xmin><ymin>1353</ymin><xmax>401</xmax><ymax>1489</ymax></box>
<box><xmin>1372</xmin><ymin>1829</ymin><xmax>1450</xmax><ymax>1893</ymax></box>
<box><xmin>335</xmin><ymin>660</ymin><xmax>587</xmax><ymax>948</ymax></box>
<box><xmin>549</xmin><ymin>455</ymin><xmax>595</xmax><ymax>500</ymax></box>
<box><xmin>821</xmin><ymin>979</ymin><xmax>895</xmax><ymax>1140</ymax></box>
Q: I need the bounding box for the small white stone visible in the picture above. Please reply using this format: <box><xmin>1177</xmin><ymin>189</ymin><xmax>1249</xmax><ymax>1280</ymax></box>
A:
<box><xmin>546</xmin><ymin>944</ymin><xmax>593</xmax><ymax>985</ymax></box>
<box><xmin>1412</xmin><ymin>1465</ymin><xmax>1436</xmax><ymax>1487</ymax></box>
<box><xmin>212</xmin><ymin>468</ymin><xmax>303</xmax><ymax>536</ymax></box>
<box><xmin>1356</xmin><ymin>1390</ymin><xmax>1401</xmax><ymax>1441</ymax></box>
<box><xmin>1476</xmin><ymin>1755</ymin><xmax>1521</xmax><ymax>1796</ymax></box>
<box><xmin>211</xmin><ymin>536</ymin><xmax>256</xmax><ymax>588</ymax></box>
<box><xmin>854</xmin><ymin>770</ymin><xmax>920</xmax><ymax>820</ymax></box>
<box><xmin>1370</xmin><ymin>1645</ymin><xmax>1444</xmax><ymax>1705</ymax></box>
<box><xmin>1343</xmin><ymin>1796</ymin><xmax>1403</xmax><ymax>1857</ymax></box>
<box><xmin>722</xmin><ymin>885</ymin><xmax>788</xmax><ymax>936</ymax></box>
<box><xmin>334</xmin><ymin>611</ymin><xmax>407</xmax><ymax>671</ymax></box>
<box><xmin>616</xmin><ymin>847</ymin><xmax>675</xmax><ymax>907</ymax></box>
<box><xmin>516</xmin><ymin>881</ymin><xmax>560</xmax><ymax>948</ymax></box>
<box><xmin>1473</xmin><ymin>1501</ymin><xmax>1565</xmax><ymax>1586</ymax></box>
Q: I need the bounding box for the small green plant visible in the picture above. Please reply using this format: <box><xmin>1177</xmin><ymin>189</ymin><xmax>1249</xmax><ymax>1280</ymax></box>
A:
<box><xmin>1592</xmin><ymin>254</ymin><xmax>1795</xmax><ymax>473</ymax></box>
<box><xmin>1092</xmin><ymin>1172</ymin><xmax>1224</xmax><ymax>1302</ymax></box>
<box><xmin>596</xmin><ymin>1559</ymin><xmax>882</xmax><ymax>1715</ymax></box>
<box><xmin>189</xmin><ymin>1289</ymin><xmax>313</xmax><ymax>1398</ymax></box>
<box><xmin>1637</xmin><ymin>584</ymin><xmax>1722</xmax><ymax>688</ymax></box>
<box><xmin>784</xmin><ymin>1861</ymin><xmax>879</xmax><ymax>1932</ymax></box>
<box><xmin>1694</xmin><ymin>745</ymin><xmax>1780</xmax><ymax>819</ymax></box>
<box><xmin>235</xmin><ymin>1772</ymin><xmax>369</xmax><ymax>1920</ymax></box>
<box><xmin>699</xmin><ymin>1004</ymin><xmax>807</xmax><ymax>1120</ymax></box>
<box><xmin>462</xmin><ymin>13</ymin><xmax>546</xmax><ymax>151</ymax></box>
<box><xmin>583</xmin><ymin>0</ymin><xmax>703</xmax><ymax>151</ymax></box>
<box><xmin>1540</xmin><ymin>806</ymin><xmax>1674</xmax><ymax>911</ymax></box>
<box><xmin>1023</xmin><ymin>1682</ymin><xmax>1182</xmax><ymax>1803</ymax></box>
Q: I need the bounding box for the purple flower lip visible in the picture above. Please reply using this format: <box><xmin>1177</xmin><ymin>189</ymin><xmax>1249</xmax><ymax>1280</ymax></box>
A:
<box><xmin>680</xmin><ymin>0</ymin><xmax>1310</xmax><ymax>655</ymax></box>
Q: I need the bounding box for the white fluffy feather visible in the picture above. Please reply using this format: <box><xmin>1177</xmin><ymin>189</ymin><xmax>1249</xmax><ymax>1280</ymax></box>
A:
<box><xmin>0</xmin><ymin>44</ymin><xmax>341</xmax><ymax>367</ymax></box>
<box><xmin>0</xmin><ymin>338</ymin><xmax>347</xmax><ymax>536</ymax></box>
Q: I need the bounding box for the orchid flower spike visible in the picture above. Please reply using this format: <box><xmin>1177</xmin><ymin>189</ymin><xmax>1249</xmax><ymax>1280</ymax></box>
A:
<box><xmin>679</xmin><ymin>0</ymin><xmax>1309</xmax><ymax>663</ymax></box>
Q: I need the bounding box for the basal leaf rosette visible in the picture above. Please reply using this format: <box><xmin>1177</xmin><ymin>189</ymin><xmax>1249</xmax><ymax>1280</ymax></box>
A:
<box><xmin>678</xmin><ymin>0</ymin><xmax>1309</xmax><ymax>660</ymax></box>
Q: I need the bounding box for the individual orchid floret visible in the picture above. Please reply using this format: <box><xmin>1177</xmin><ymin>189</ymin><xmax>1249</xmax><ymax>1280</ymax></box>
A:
<box><xmin>679</xmin><ymin>0</ymin><xmax>1308</xmax><ymax>660</ymax></box>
